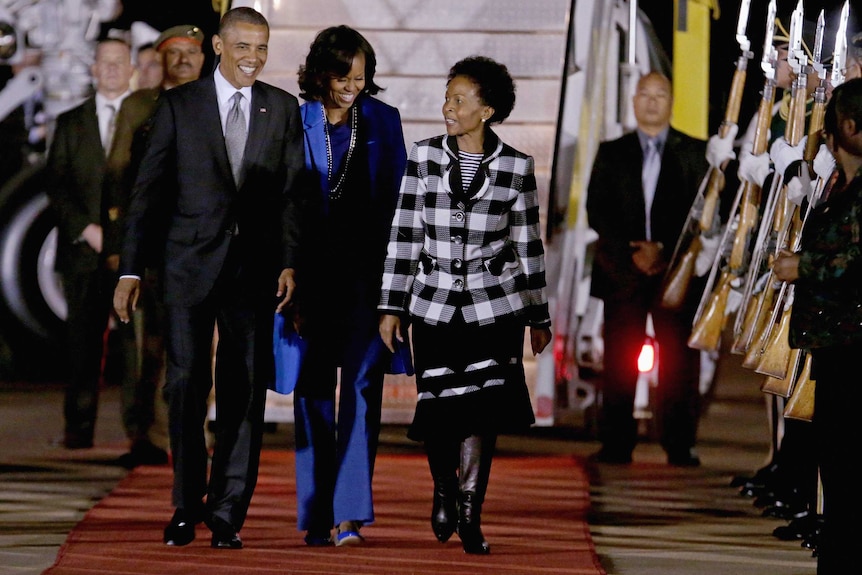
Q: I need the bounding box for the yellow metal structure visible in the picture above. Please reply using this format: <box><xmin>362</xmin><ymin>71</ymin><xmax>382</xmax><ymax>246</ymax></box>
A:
<box><xmin>673</xmin><ymin>0</ymin><xmax>718</xmax><ymax>138</ymax></box>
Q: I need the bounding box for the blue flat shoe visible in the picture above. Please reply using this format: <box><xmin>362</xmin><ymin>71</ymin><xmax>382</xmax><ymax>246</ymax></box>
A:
<box><xmin>336</xmin><ymin>521</ymin><xmax>364</xmax><ymax>546</ymax></box>
<box><xmin>336</xmin><ymin>530</ymin><xmax>363</xmax><ymax>546</ymax></box>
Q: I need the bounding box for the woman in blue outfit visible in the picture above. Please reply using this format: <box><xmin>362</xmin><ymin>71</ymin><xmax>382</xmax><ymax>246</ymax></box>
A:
<box><xmin>378</xmin><ymin>56</ymin><xmax>552</xmax><ymax>554</ymax></box>
<box><xmin>293</xmin><ymin>25</ymin><xmax>407</xmax><ymax>546</ymax></box>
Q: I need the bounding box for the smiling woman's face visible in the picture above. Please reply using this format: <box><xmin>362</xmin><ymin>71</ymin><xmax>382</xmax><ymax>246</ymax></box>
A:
<box><xmin>324</xmin><ymin>52</ymin><xmax>366</xmax><ymax>113</ymax></box>
<box><xmin>442</xmin><ymin>75</ymin><xmax>492</xmax><ymax>146</ymax></box>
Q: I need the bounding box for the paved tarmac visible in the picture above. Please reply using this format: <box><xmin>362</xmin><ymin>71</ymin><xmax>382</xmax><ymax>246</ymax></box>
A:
<box><xmin>0</xmin><ymin>348</ymin><xmax>818</xmax><ymax>575</ymax></box>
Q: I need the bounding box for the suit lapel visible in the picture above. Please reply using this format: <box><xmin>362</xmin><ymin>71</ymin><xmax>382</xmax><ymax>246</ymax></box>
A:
<box><xmin>626</xmin><ymin>132</ymin><xmax>647</xmax><ymax>219</ymax></box>
<box><xmin>199</xmin><ymin>78</ymin><xmax>235</xmax><ymax>187</ymax></box>
<box><xmin>244</xmin><ymin>83</ymin><xmax>270</xmax><ymax>179</ymax></box>
<box><xmin>82</xmin><ymin>99</ymin><xmax>105</xmax><ymax>163</ymax></box>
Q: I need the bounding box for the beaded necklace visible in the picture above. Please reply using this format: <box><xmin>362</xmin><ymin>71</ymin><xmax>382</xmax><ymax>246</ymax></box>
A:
<box><xmin>323</xmin><ymin>104</ymin><xmax>357</xmax><ymax>200</ymax></box>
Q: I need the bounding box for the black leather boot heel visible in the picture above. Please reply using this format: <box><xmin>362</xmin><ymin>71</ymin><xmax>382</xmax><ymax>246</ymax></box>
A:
<box><xmin>456</xmin><ymin>434</ymin><xmax>496</xmax><ymax>555</ymax></box>
<box><xmin>458</xmin><ymin>493</ymin><xmax>489</xmax><ymax>554</ymax></box>
<box><xmin>426</xmin><ymin>438</ymin><xmax>459</xmax><ymax>543</ymax></box>
<box><xmin>432</xmin><ymin>476</ymin><xmax>459</xmax><ymax>542</ymax></box>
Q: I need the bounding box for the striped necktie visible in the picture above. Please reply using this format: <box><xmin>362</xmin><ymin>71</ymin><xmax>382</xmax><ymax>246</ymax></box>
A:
<box><xmin>225</xmin><ymin>92</ymin><xmax>247</xmax><ymax>185</ymax></box>
<box><xmin>103</xmin><ymin>104</ymin><xmax>116</xmax><ymax>156</ymax></box>
<box><xmin>642</xmin><ymin>138</ymin><xmax>661</xmax><ymax>240</ymax></box>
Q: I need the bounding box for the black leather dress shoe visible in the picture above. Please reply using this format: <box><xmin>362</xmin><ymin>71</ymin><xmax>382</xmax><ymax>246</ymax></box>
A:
<box><xmin>207</xmin><ymin>516</ymin><xmax>243</xmax><ymax>549</ymax></box>
<box><xmin>589</xmin><ymin>447</ymin><xmax>633</xmax><ymax>465</ymax></box>
<box><xmin>118</xmin><ymin>440</ymin><xmax>170</xmax><ymax>469</ymax></box>
<box><xmin>63</xmin><ymin>431</ymin><xmax>94</xmax><ymax>450</ymax></box>
<box><xmin>667</xmin><ymin>448</ymin><xmax>701</xmax><ymax>467</ymax></box>
<box><xmin>773</xmin><ymin>512</ymin><xmax>822</xmax><ymax>541</ymax></box>
<box><xmin>731</xmin><ymin>463</ymin><xmax>778</xmax><ymax>489</ymax></box>
<box><xmin>164</xmin><ymin>509</ymin><xmax>200</xmax><ymax>546</ymax></box>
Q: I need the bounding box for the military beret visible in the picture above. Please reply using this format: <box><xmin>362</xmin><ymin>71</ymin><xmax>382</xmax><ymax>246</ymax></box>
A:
<box><xmin>774</xmin><ymin>15</ymin><xmax>817</xmax><ymax>53</ymax></box>
<box><xmin>852</xmin><ymin>31</ymin><xmax>862</xmax><ymax>54</ymax></box>
<box><xmin>155</xmin><ymin>25</ymin><xmax>204</xmax><ymax>51</ymax></box>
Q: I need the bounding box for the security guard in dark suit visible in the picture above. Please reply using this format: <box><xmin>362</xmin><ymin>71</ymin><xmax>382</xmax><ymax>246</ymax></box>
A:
<box><xmin>47</xmin><ymin>38</ymin><xmax>133</xmax><ymax>449</ymax></box>
<box><xmin>586</xmin><ymin>72</ymin><xmax>708</xmax><ymax>466</ymax></box>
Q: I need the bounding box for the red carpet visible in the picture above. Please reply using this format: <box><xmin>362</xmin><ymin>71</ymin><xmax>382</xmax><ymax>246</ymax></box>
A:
<box><xmin>43</xmin><ymin>451</ymin><xmax>604</xmax><ymax>575</ymax></box>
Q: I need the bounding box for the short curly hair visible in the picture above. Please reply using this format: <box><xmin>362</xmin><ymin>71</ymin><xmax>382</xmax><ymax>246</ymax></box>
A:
<box><xmin>298</xmin><ymin>25</ymin><xmax>382</xmax><ymax>102</ymax></box>
<box><xmin>447</xmin><ymin>56</ymin><xmax>516</xmax><ymax>125</ymax></box>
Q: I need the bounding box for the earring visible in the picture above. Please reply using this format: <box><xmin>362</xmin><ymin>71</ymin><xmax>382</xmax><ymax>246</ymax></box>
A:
<box><xmin>481</xmin><ymin>118</ymin><xmax>486</xmax><ymax>123</ymax></box>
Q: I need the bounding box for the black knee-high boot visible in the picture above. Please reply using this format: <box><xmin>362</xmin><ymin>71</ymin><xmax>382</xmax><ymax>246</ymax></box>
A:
<box><xmin>425</xmin><ymin>437</ymin><xmax>460</xmax><ymax>543</ymax></box>
<box><xmin>458</xmin><ymin>434</ymin><xmax>496</xmax><ymax>554</ymax></box>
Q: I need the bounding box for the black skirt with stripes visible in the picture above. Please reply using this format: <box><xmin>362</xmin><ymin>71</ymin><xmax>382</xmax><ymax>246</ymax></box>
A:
<box><xmin>407</xmin><ymin>312</ymin><xmax>536</xmax><ymax>442</ymax></box>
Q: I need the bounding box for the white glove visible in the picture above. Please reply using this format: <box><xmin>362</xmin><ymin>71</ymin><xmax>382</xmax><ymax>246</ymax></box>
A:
<box><xmin>738</xmin><ymin>142</ymin><xmax>771</xmax><ymax>187</ymax></box>
<box><xmin>784</xmin><ymin>288</ymin><xmax>795</xmax><ymax>311</ymax></box>
<box><xmin>695</xmin><ymin>233</ymin><xmax>722</xmax><ymax>277</ymax></box>
<box><xmin>706</xmin><ymin>124</ymin><xmax>738</xmax><ymax>168</ymax></box>
<box><xmin>754</xmin><ymin>270</ymin><xmax>771</xmax><ymax>293</ymax></box>
<box><xmin>812</xmin><ymin>143</ymin><xmax>835</xmax><ymax>181</ymax></box>
<box><xmin>786</xmin><ymin>170</ymin><xmax>813</xmax><ymax>206</ymax></box>
<box><xmin>770</xmin><ymin>135</ymin><xmax>806</xmax><ymax>179</ymax></box>
<box><xmin>725</xmin><ymin>286</ymin><xmax>743</xmax><ymax>316</ymax></box>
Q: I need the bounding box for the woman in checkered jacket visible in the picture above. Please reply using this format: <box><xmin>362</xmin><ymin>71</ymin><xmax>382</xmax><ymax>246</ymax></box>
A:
<box><xmin>378</xmin><ymin>56</ymin><xmax>552</xmax><ymax>555</ymax></box>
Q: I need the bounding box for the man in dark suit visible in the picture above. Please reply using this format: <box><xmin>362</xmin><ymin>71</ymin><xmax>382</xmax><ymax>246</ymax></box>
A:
<box><xmin>47</xmin><ymin>37</ymin><xmax>134</xmax><ymax>450</ymax></box>
<box><xmin>113</xmin><ymin>7</ymin><xmax>306</xmax><ymax>549</ymax></box>
<box><xmin>586</xmin><ymin>72</ymin><xmax>708</xmax><ymax>467</ymax></box>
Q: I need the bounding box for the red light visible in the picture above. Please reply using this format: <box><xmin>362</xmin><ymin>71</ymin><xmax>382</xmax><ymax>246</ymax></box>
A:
<box><xmin>637</xmin><ymin>340</ymin><xmax>655</xmax><ymax>373</ymax></box>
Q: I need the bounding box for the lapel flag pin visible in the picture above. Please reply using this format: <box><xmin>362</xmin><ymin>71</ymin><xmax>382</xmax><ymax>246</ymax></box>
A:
<box><xmin>259</xmin><ymin>108</ymin><xmax>267</xmax><ymax>113</ymax></box>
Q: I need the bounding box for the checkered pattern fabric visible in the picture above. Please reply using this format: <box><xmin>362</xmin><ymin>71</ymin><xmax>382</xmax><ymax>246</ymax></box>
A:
<box><xmin>379</xmin><ymin>132</ymin><xmax>550</xmax><ymax>327</ymax></box>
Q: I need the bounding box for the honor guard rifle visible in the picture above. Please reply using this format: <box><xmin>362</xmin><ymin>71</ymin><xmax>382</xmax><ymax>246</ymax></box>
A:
<box><xmin>659</xmin><ymin>0</ymin><xmax>753</xmax><ymax>311</ymax></box>
<box><xmin>688</xmin><ymin>0</ymin><xmax>778</xmax><ymax>353</ymax></box>
<box><xmin>738</xmin><ymin>0</ymin><xmax>809</xmax><ymax>373</ymax></box>
<box><xmin>756</xmin><ymin>7</ymin><xmax>826</xmax><ymax>385</ymax></box>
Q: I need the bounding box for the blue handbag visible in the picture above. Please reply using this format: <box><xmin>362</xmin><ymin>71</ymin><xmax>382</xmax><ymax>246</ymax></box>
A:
<box><xmin>390</xmin><ymin>332</ymin><xmax>415</xmax><ymax>377</ymax></box>
<box><xmin>270</xmin><ymin>312</ymin><xmax>307</xmax><ymax>394</ymax></box>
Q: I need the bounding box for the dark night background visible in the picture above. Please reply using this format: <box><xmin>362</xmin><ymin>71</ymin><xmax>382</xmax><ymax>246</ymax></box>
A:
<box><xmin>100</xmin><ymin>0</ymin><xmax>223</xmax><ymax>72</ymax></box>
<box><xmin>81</xmin><ymin>0</ymin><xmax>862</xmax><ymax>142</ymax></box>
<box><xmin>641</xmin><ymin>1</ymin><xmax>859</xmax><ymax>135</ymax></box>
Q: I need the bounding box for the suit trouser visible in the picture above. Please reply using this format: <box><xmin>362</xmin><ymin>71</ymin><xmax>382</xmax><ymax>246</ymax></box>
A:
<box><xmin>163</xmin><ymin>256</ymin><xmax>270</xmax><ymax>530</ymax></box>
<box><xmin>601</xmin><ymin>299</ymin><xmax>700</xmax><ymax>454</ymax></box>
<box><xmin>293</xmin><ymin>315</ymin><xmax>387</xmax><ymax>532</ymax></box>
<box><xmin>812</xmin><ymin>343</ymin><xmax>862</xmax><ymax>574</ymax></box>
<box><xmin>118</xmin><ymin>268</ymin><xmax>168</xmax><ymax>448</ymax></box>
<box><xmin>62</xmin><ymin>266</ymin><xmax>120</xmax><ymax>440</ymax></box>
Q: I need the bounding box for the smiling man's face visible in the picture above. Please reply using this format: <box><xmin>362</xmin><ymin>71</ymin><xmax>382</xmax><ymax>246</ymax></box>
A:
<box><xmin>213</xmin><ymin>21</ymin><xmax>269</xmax><ymax>89</ymax></box>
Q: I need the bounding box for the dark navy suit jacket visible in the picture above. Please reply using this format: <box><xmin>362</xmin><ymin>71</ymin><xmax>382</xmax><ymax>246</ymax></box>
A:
<box><xmin>120</xmin><ymin>74</ymin><xmax>305</xmax><ymax>307</ymax></box>
<box><xmin>587</xmin><ymin>127</ymin><xmax>708</xmax><ymax>306</ymax></box>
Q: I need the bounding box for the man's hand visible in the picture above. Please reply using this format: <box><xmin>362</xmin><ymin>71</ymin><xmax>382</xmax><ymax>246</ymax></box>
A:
<box><xmin>378</xmin><ymin>314</ymin><xmax>402</xmax><ymax>354</ymax></box>
<box><xmin>705</xmin><ymin>124</ymin><xmax>737</xmax><ymax>168</ymax></box>
<box><xmin>770</xmin><ymin>135</ymin><xmax>806</xmax><ymax>179</ymax></box>
<box><xmin>786</xmin><ymin>171</ymin><xmax>813</xmax><ymax>206</ymax></box>
<box><xmin>105</xmin><ymin>254</ymin><xmax>120</xmax><ymax>272</ymax></box>
<box><xmin>630</xmin><ymin>240</ymin><xmax>665</xmax><ymax>276</ymax></box>
<box><xmin>113</xmin><ymin>277</ymin><xmax>141</xmax><ymax>324</ymax></box>
<box><xmin>695</xmin><ymin>233</ymin><xmax>722</xmax><ymax>277</ymax></box>
<box><xmin>738</xmin><ymin>142</ymin><xmax>771</xmax><ymax>188</ymax></box>
<box><xmin>772</xmin><ymin>249</ymin><xmax>800</xmax><ymax>283</ymax></box>
<box><xmin>813</xmin><ymin>143</ymin><xmax>835</xmax><ymax>182</ymax></box>
<box><xmin>81</xmin><ymin>223</ymin><xmax>103</xmax><ymax>253</ymax></box>
<box><xmin>275</xmin><ymin>268</ymin><xmax>296</xmax><ymax>313</ymax></box>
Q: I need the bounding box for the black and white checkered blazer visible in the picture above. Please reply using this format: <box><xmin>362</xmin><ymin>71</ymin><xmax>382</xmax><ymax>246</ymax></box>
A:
<box><xmin>379</xmin><ymin>131</ymin><xmax>551</xmax><ymax>328</ymax></box>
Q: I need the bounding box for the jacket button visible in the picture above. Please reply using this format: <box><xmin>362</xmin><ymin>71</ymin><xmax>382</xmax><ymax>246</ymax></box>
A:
<box><xmin>450</xmin><ymin>235</ymin><xmax>463</xmax><ymax>245</ymax></box>
<box><xmin>453</xmin><ymin>278</ymin><xmax>463</xmax><ymax>289</ymax></box>
<box><xmin>452</xmin><ymin>258</ymin><xmax>463</xmax><ymax>270</ymax></box>
<box><xmin>453</xmin><ymin>212</ymin><xmax>465</xmax><ymax>222</ymax></box>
